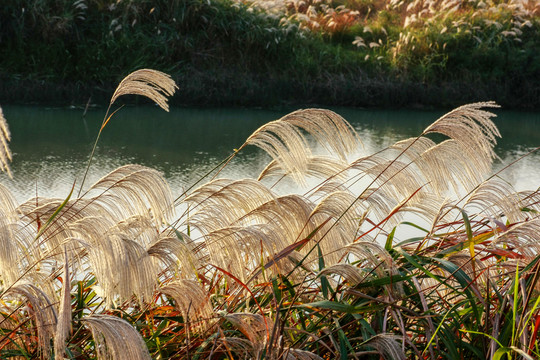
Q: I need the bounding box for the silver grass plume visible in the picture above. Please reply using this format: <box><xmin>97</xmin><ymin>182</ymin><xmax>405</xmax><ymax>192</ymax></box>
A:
<box><xmin>236</xmin><ymin>194</ymin><xmax>314</xmax><ymax>238</ymax></box>
<box><xmin>18</xmin><ymin>197</ymin><xmax>96</xmax><ymax>264</ymax></box>
<box><xmin>319</xmin><ymin>263</ymin><xmax>367</xmax><ymax>285</ymax></box>
<box><xmin>390</xmin><ymin>137</ymin><xmax>487</xmax><ymax>198</ymax></box>
<box><xmin>310</xmin><ymin>183</ymin><xmax>397</xmax><ymax>232</ymax></box>
<box><xmin>83</xmin><ymin>314</ymin><xmax>151</xmax><ymax>360</ymax></box>
<box><xmin>203</xmin><ymin>226</ymin><xmax>274</xmax><ymax>282</ymax></box>
<box><xmin>19</xmin><ymin>195</ymin><xmax>159</xmax><ymax>274</ymax></box>
<box><xmin>187</xmin><ymin>189</ymin><xmax>319</xmax><ymax>280</ymax></box>
<box><xmin>7</xmin><ymin>284</ymin><xmax>58</xmax><ymax>358</ymax></box>
<box><xmin>423</xmin><ymin>101</ymin><xmax>500</xmax><ymax>146</ymax></box>
<box><xmin>0</xmin><ymin>106</ymin><xmax>12</xmax><ymax>178</ymax></box>
<box><xmin>347</xmin><ymin>155</ymin><xmax>428</xmax><ymax>219</ymax></box>
<box><xmin>18</xmin><ymin>165</ymin><xmax>174</xmax><ymax>282</ymax></box>
<box><xmin>217</xmin><ymin>337</ymin><xmax>256</xmax><ymax>358</ymax></box>
<box><xmin>308</xmin><ymin>181</ymin><xmax>352</xmax><ymax>202</ymax></box>
<box><xmin>225</xmin><ymin>313</ymin><xmax>274</xmax><ymax>355</ymax></box>
<box><xmin>235</xmin><ymin>195</ymin><xmax>320</xmax><ymax>271</ymax></box>
<box><xmin>87</xmin><ymin>164</ymin><xmax>174</xmax><ymax>225</ymax></box>
<box><xmin>147</xmin><ymin>231</ymin><xmax>201</xmax><ymax>279</ymax></box>
<box><xmin>420</xmin><ymin>139</ymin><xmax>489</xmax><ymax>195</ymax></box>
<box><xmin>160</xmin><ymin>279</ymin><xmax>214</xmax><ymax>332</ymax></box>
<box><xmin>390</xmin><ymin>191</ymin><xmax>442</xmax><ymax>225</ymax></box>
<box><xmin>184</xmin><ymin>178</ymin><xmax>276</xmax><ymax>235</ymax></box>
<box><xmin>492</xmin><ymin>219</ymin><xmax>540</xmax><ymax>258</ymax></box>
<box><xmin>284</xmin><ymin>349</ymin><xmax>325</xmax><ymax>359</ymax></box>
<box><xmin>358</xmin><ymin>102</ymin><xmax>502</xmax><ymax>203</ymax></box>
<box><xmin>357</xmin><ymin>188</ymin><xmax>400</xmax><ymax>225</ymax></box>
<box><xmin>202</xmin><ymin>224</ymin><xmax>309</xmax><ymax>282</ymax></box>
<box><xmin>353</xmin><ymin>103</ymin><xmax>500</xmax><ymax>206</ymax></box>
<box><xmin>309</xmin><ymin>188</ymin><xmax>368</xmax><ymax>264</ymax></box>
<box><xmin>464</xmin><ymin>177</ymin><xmax>526</xmax><ymax>223</ymax></box>
<box><xmin>19</xmin><ymin>197</ymin><xmax>146</xmax><ymax>262</ymax></box>
<box><xmin>0</xmin><ymin>182</ymin><xmax>17</xmax><ymax>218</ymax></box>
<box><xmin>351</xmin><ymin>156</ymin><xmax>421</xmax><ymax>196</ymax></box>
<box><xmin>244</xmin><ymin>120</ymin><xmax>310</xmax><ymax>184</ymax></box>
<box><xmin>258</xmin><ymin>155</ymin><xmax>349</xmax><ymax>183</ymax></box>
<box><xmin>242</xmin><ymin>109</ymin><xmax>360</xmax><ymax>185</ymax></box>
<box><xmin>186</xmin><ymin>179</ymin><xmax>315</xmax><ymax>280</ymax></box>
<box><xmin>361</xmin><ymin>334</ymin><xmax>406</xmax><ymax>360</ymax></box>
<box><xmin>423</xmin><ymin>101</ymin><xmax>500</xmax><ymax>180</ymax></box>
<box><xmin>0</xmin><ymin>184</ymin><xmax>30</xmax><ymax>286</ymax></box>
<box><xmin>387</xmin><ymin>137</ymin><xmax>445</xmax><ymax>194</ymax></box>
<box><xmin>389</xmin><ymin>136</ymin><xmax>436</xmax><ymax>161</ymax></box>
<box><xmin>79</xmin><ymin>69</ymin><xmax>176</xmax><ymax>195</ymax></box>
<box><xmin>427</xmin><ymin>200</ymin><xmax>465</xmax><ymax>236</ymax></box>
<box><xmin>77</xmin><ymin>215</ymin><xmax>161</xmax><ymax>305</ymax></box>
<box><xmin>1</xmin><ymin>236</ymin><xmax>51</xmax><ymax>295</ymax></box>
<box><xmin>282</xmin><ymin>109</ymin><xmax>360</xmax><ymax>160</ymax></box>
<box><xmin>237</xmin><ymin>194</ymin><xmax>315</xmax><ymax>242</ymax></box>
<box><xmin>110</xmin><ymin>69</ymin><xmax>177</xmax><ymax>111</ymax></box>
<box><xmin>54</xmin><ymin>248</ymin><xmax>72</xmax><ymax>360</ymax></box>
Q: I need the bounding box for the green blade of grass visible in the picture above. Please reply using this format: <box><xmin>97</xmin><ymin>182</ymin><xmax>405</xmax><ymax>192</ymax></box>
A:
<box><xmin>35</xmin><ymin>183</ymin><xmax>74</xmax><ymax>240</ymax></box>
<box><xmin>300</xmin><ymin>300</ymin><xmax>359</xmax><ymax>314</ymax></box>
<box><xmin>494</xmin><ymin>346</ymin><xmax>535</xmax><ymax>360</ymax></box>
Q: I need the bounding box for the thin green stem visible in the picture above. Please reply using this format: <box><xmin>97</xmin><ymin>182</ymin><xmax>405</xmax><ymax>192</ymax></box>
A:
<box><xmin>77</xmin><ymin>104</ymin><xmax>124</xmax><ymax>197</ymax></box>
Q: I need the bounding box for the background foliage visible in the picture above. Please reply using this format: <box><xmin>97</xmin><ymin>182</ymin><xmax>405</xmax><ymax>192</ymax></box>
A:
<box><xmin>0</xmin><ymin>0</ymin><xmax>539</xmax><ymax>107</ymax></box>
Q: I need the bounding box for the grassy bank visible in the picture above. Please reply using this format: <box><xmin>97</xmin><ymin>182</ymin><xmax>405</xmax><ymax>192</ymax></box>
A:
<box><xmin>1</xmin><ymin>0</ymin><xmax>539</xmax><ymax>108</ymax></box>
<box><xmin>1</xmin><ymin>70</ymin><xmax>540</xmax><ymax>359</ymax></box>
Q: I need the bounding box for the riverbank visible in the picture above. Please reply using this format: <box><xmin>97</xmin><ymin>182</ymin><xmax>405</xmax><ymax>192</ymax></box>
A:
<box><xmin>1</xmin><ymin>0</ymin><xmax>539</xmax><ymax>109</ymax></box>
<box><xmin>3</xmin><ymin>68</ymin><xmax>538</xmax><ymax>109</ymax></box>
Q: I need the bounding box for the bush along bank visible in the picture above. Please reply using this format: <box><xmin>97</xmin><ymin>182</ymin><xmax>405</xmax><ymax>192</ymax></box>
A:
<box><xmin>0</xmin><ymin>0</ymin><xmax>539</xmax><ymax>108</ymax></box>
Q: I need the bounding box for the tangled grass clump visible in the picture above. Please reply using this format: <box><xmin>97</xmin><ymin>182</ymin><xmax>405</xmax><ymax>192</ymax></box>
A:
<box><xmin>1</xmin><ymin>70</ymin><xmax>540</xmax><ymax>359</ymax></box>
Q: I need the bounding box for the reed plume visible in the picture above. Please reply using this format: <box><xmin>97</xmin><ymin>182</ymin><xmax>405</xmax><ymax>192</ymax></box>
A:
<box><xmin>82</xmin><ymin>315</ymin><xmax>152</xmax><ymax>360</ymax></box>
<box><xmin>5</xmin><ymin>284</ymin><xmax>58</xmax><ymax>357</ymax></box>
<box><xmin>160</xmin><ymin>279</ymin><xmax>214</xmax><ymax>331</ymax></box>
<box><xmin>54</xmin><ymin>248</ymin><xmax>71</xmax><ymax>360</ymax></box>
<box><xmin>110</xmin><ymin>69</ymin><xmax>177</xmax><ymax>112</ymax></box>
<box><xmin>239</xmin><ymin>108</ymin><xmax>360</xmax><ymax>185</ymax></box>
<box><xmin>79</xmin><ymin>69</ymin><xmax>177</xmax><ymax>196</ymax></box>
<box><xmin>0</xmin><ymin>107</ymin><xmax>12</xmax><ymax>178</ymax></box>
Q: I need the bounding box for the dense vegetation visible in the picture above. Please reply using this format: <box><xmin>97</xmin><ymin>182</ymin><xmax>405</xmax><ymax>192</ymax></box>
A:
<box><xmin>1</xmin><ymin>70</ymin><xmax>540</xmax><ymax>359</ymax></box>
<box><xmin>0</xmin><ymin>0</ymin><xmax>539</xmax><ymax>108</ymax></box>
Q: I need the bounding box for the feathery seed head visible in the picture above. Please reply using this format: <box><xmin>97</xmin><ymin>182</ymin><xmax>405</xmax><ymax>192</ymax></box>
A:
<box><xmin>0</xmin><ymin>106</ymin><xmax>13</xmax><ymax>178</ymax></box>
<box><xmin>110</xmin><ymin>69</ymin><xmax>177</xmax><ymax>111</ymax></box>
<box><xmin>83</xmin><ymin>314</ymin><xmax>152</xmax><ymax>360</ymax></box>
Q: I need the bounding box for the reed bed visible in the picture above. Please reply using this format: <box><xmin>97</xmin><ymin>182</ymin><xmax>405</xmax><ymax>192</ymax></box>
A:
<box><xmin>0</xmin><ymin>70</ymin><xmax>540</xmax><ymax>359</ymax></box>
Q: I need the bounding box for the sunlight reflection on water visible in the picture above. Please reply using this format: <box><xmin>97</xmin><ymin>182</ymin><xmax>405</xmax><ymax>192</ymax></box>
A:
<box><xmin>1</xmin><ymin>105</ymin><xmax>539</xmax><ymax>209</ymax></box>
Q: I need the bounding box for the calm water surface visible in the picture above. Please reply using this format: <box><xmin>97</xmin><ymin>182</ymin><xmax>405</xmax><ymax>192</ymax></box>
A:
<box><xmin>1</xmin><ymin>105</ymin><xmax>539</xmax><ymax>203</ymax></box>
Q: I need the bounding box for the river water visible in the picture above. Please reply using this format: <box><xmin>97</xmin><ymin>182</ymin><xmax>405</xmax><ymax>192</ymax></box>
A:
<box><xmin>1</xmin><ymin>105</ymin><xmax>539</xmax><ymax>204</ymax></box>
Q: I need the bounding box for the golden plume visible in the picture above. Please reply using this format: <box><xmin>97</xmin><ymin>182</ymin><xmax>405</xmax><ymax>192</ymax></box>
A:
<box><xmin>110</xmin><ymin>69</ymin><xmax>177</xmax><ymax>111</ymax></box>
<box><xmin>0</xmin><ymin>107</ymin><xmax>13</xmax><ymax>177</ymax></box>
<box><xmin>83</xmin><ymin>314</ymin><xmax>152</xmax><ymax>360</ymax></box>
